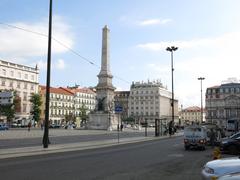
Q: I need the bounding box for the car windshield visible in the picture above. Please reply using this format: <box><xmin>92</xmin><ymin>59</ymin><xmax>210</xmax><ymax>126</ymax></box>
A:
<box><xmin>230</xmin><ymin>132</ymin><xmax>240</xmax><ymax>139</ymax></box>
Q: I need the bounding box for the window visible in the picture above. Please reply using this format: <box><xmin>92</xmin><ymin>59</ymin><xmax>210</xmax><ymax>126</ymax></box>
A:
<box><xmin>10</xmin><ymin>71</ymin><xmax>14</xmax><ymax>77</ymax></box>
<box><xmin>17</xmin><ymin>82</ymin><xmax>21</xmax><ymax>88</ymax></box>
<box><xmin>1</xmin><ymin>80</ymin><xmax>6</xmax><ymax>86</ymax></box>
<box><xmin>2</xmin><ymin>69</ymin><xmax>6</xmax><ymax>75</ymax></box>
<box><xmin>24</xmin><ymin>83</ymin><xmax>27</xmax><ymax>89</ymax></box>
<box><xmin>24</xmin><ymin>74</ymin><xmax>28</xmax><ymax>79</ymax></box>
<box><xmin>31</xmin><ymin>75</ymin><xmax>34</xmax><ymax>81</ymax></box>
<box><xmin>23</xmin><ymin>92</ymin><xmax>27</xmax><ymax>101</ymax></box>
<box><xmin>23</xmin><ymin>104</ymin><xmax>27</xmax><ymax>113</ymax></box>
<box><xmin>18</xmin><ymin>72</ymin><xmax>21</xmax><ymax>78</ymax></box>
<box><xmin>9</xmin><ymin>81</ymin><xmax>13</xmax><ymax>87</ymax></box>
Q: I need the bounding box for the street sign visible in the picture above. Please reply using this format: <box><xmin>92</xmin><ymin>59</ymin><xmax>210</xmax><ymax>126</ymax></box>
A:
<box><xmin>115</xmin><ymin>105</ymin><xmax>123</xmax><ymax>113</ymax></box>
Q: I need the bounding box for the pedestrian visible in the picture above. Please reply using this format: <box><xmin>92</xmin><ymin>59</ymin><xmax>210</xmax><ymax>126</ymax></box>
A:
<box><xmin>28</xmin><ymin>122</ymin><xmax>31</xmax><ymax>132</ymax></box>
<box><xmin>120</xmin><ymin>124</ymin><xmax>123</xmax><ymax>131</ymax></box>
<box><xmin>168</xmin><ymin>121</ymin><xmax>173</xmax><ymax>137</ymax></box>
<box><xmin>210</xmin><ymin>129</ymin><xmax>216</xmax><ymax>148</ymax></box>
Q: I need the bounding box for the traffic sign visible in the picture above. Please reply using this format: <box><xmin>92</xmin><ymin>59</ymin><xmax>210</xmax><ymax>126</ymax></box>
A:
<box><xmin>115</xmin><ymin>105</ymin><xmax>123</xmax><ymax>113</ymax></box>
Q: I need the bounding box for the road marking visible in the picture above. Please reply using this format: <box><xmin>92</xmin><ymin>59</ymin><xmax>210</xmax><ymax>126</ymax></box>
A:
<box><xmin>173</xmin><ymin>143</ymin><xmax>181</xmax><ymax>147</ymax></box>
<box><xmin>168</xmin><ymin>153</ymin><xmax>184</xmax><ymax>158</ymax></box>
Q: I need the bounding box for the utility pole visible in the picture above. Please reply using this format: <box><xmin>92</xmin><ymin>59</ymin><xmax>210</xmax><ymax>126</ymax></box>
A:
<box><xmin>43</xmin><ymin>0</ymin><xmax>52</xmax><ymax>148</ymax></box>
<box><xmin>166</xmin><ymin>46</ymin><xmax>178</xmax><ymax>128</ymax></box>
<box><xmin>198</xmin><ymin>77</ymin><xmax>205</xmax><ymax>123</ymax></box>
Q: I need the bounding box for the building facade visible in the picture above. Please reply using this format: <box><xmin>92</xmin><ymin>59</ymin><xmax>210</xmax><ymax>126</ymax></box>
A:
<box><xmin>63</xmin><ymin>86</ymin><xmax>96</xmax><ymax>115</ymax></box>
<box><xmin>128</xmin><ymin>81</ymin><xmax>179</xmax><ymax>125</ymax></box>
<box><xmin>0</xmin><ymin>60</ymin><xmax>39</xmax><ymax>118</ymax></box>
<box><xmin>40</xmin><ymin>86</ymin><xmax>96</xmax><ymax>126</ymax></box>
<box><xmin>114</xmin><ymin>91</ymin><xmax>130</xmax><ymax>121</ymax></box>
<box><xmin>205</xmin><ymin>81</ymin><xmax>240</xmax><ymax>128</ymax></box>
<box><xmin>39</xmin><ymin>86</ymin><xmax>74</xmax><ymax>125</ymax></box>
<box><xmin>181</xmin><ymin>106</ymin><xmax>205</xmax><ymax>125</ymax></box>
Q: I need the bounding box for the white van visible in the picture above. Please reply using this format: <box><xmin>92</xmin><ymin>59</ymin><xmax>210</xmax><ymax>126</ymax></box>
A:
<box><xmin>184</xmin><ymin>125</ymin><xmax>207</xmax><ymax>150</ymax></box>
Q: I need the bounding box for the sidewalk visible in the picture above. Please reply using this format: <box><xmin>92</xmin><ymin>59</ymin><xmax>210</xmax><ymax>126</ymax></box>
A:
<box><xmin>0</xmin><ymin>131</ymin><xmax>183</xmax><ymax>159</ymax></box>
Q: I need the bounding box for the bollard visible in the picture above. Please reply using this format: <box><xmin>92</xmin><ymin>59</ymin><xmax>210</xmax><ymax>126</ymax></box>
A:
<box><xmin>213</xmin><ymin>147</ymin><xmax>221</xmax><ymax>160</ymax></box>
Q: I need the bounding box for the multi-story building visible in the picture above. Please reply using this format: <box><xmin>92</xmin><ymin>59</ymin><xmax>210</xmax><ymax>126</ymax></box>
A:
<box><xmin>128</xmin><ymin>80</ymin><xmax>178</xmax><ymax>125</ymax></box>
<box><xmin>39</xmin><ymin>86</ymin><xmax>96</xmax><ymax>126</ymax></box>
<box><xmin>205</xmin><ymin>79</ymin><xmax>240</xmax><ymax>128</ymax></box>
<box><xmin>0</xmin><ymin>60</ymin><xmax>39</xmax><ymax>118</ymax></box>
<box><xmin>114</xmin><ymin>91</ymin><xmax>130</xmax><ymax>121</ymax></box>
<box><xmin>181</xmin><ymin>106</ymin><xmax>205</xmax><ymax>125</ymax></box>
<box><xmin>63</xmin><ymin>86</ymin><xmax>96</xmax><ymax>115</ymax></box>
<box><xmin>39</xmin><ymin>86</ymin><xmax>74</xmax><ymax>125</ymax></box>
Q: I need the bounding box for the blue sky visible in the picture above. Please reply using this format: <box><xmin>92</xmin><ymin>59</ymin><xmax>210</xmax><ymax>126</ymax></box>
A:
<box><xmin>1</xmin><ymin>0</ymin><xmax>240</xmax><ymax>108</ymax></box>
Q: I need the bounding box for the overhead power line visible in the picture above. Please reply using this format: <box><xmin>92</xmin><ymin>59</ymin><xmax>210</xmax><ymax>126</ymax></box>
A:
<box><xmin>0</xmin><ymin>22</ymin><xmax>130</xmax><ymax>84</ymax></box>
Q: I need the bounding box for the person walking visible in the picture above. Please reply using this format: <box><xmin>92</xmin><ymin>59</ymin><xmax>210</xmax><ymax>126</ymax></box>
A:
<box><xmin>27</xmin><ymin>122</ymin><xmax>31</xmax><ymax>132</ymax></box>
<box><xmin>210</xmin><ymin>129</ymin><xmax>216</xmax><ymax>148</ymax></box>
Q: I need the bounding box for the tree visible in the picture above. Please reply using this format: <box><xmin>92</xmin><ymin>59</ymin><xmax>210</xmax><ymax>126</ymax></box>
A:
<box><xmin>0</xmin><ymin>90</ymin><xmax>17</xmax><ymax>124</ymax></box>
<box><xmin>65</xmin><ymin>113</ymin><xmax>74</xmax><ymax>124</ymax></box>
<box><xmin>0</xmin><ymin>104</ymin><xmax>15</xmax><ymax>123</ymax></box>
<box><xmin>30</xmin><ymin>93</ymin><xmax>42</xmax><ymax>123</ymax></box>
<box><xmin>79</xmin><ymin>104</ymin><xmax>88</xmax><ymax>124</ymax></box>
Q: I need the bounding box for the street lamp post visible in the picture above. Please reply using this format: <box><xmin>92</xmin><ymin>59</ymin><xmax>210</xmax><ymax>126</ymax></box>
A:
<box><xmin>198</xmin><ymin>77</ymin><xmax>205</xmax><ymax>123</ymax></box>
<box><xmin>166</xmin><ymin>46</ymin><xmax>178</xmax><ymax>129</ymax></box>
<box><xmin>42</xmin><ymin>0</ymin><xmax>52</xmax><ymax>148</ymax></box>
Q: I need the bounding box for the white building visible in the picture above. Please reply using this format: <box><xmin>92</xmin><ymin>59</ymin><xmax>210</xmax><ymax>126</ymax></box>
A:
<box><xmin>0</xmin><ymin>60</ymin><xmax>39</xmax><ymax>118</ymax></box>
<box><xmin>205</xmin><ymin>79</ymin><xmax>240</xmax><ymax>128</ymax></box>
<box><xmin>128</xmin><ymin>80</ymin><xmax>179</xmax><ymax>125</ymax></box>
<box><xmin>62</xmin><ymin>86</ymin><xmax>96</xmax><ymax>115</ymax></box>
<box><xmin>39</xmin><ymin>86</ymin><xmax>96</xmax><ymax>126</ymax></box>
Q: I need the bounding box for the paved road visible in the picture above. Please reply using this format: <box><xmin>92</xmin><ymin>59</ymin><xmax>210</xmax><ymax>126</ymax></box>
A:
<box><xmin>0</xmin><ymin>129</ymin><xmax>157</xmax><ymax>149</ymax></box>
<box><xmin>0</xmin><ymin>136</ymin><xmax>213</xmax><ymax>180</ymax></box>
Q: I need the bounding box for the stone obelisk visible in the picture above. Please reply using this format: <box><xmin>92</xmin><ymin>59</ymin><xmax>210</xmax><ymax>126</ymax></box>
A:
<box><xmin>88</xmin><ymin>25</ymin><xmax>118</xmax><ymax>130</ymax></box>
<box><xmin>96</xmin><ymin>25</ymin><xmax>115</xmax><ymax>110</ymax></box>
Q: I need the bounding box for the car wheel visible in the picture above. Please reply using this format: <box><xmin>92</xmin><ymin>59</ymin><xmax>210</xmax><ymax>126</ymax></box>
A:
<box><xmin>185</xmin><ymin>146</ymin><xmax>190</xmax><ymax>150</ymax></box>
<box><xmin>228</xmin><ymin>145</ymin><xmax>238</xmax><ymax>155</ymax></box>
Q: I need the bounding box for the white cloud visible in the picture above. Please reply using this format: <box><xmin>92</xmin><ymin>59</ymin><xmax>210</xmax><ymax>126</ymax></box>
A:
<box><xmin>36</xmin><ymin>58</ymin><xmax>66</xmax><ymax>71</ymax></box>
<box><xmin>138</xmin><ymin>18</ymin><xmax>172</xmax><ymax>26</ymax></box>
<box><xmin>0</xmin><ymin>16</ymin><xmax>74</xmax><ymax>59</ymax></box>
<box><xmin>143</xmin><ymin>31</ymin><xmax>240</xmax><ymax>107</ymax></box>
<box><xmin>55</xmin><ymin>59</ymin><xmax>65</xmax><ymax>70</ymax></box>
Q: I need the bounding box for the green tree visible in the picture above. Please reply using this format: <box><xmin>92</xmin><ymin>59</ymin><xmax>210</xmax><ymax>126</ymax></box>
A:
<box><xmin>65</xmin><ymin>113</ymin><xmax>75</xmax><ymax>123</ymax></box>
<box><xmin>30</xmin><ymin>93</ymin><xmax>42</xmax><ymax>123</ymax></box>
<box><xmin>79</xmin><ymin>104</ymin><xmax>88</xmax><ymax>124</ymax></box>
<box><xmin>0</xmin><ymin>104</ymin><xmax>15</xmax><ymax>123</ymax></box>
<box><xmin>0</xmin><ymin>90</ymin><xmax>17</xmax><ymax>124</ymax></box>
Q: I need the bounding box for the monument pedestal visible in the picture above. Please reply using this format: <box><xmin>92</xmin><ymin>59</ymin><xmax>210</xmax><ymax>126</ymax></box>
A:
<box><xmin>87</xmin><ymin>111</ymin><xmax>120</xmax><ymax>130</ymax></box>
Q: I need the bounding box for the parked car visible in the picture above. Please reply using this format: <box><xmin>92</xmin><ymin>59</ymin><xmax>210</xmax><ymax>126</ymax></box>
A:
<box><xmin>219</xmin><ymin>172</ymin><xmax>240</xmax><ymax>180</ymax></box>
<box><xmin>202</xmin><ymin>157</ymin><xmax>240</xmax><ymax>179</ymax></box>
<box><xmin>222</xmin><ymin>131</ymin><xmax>240</xmax><ymax>140</ymax></box>
<box><xmin>220</xmin><ymin>136</ymin><xmax>240</xmax><ymax>155</ymax></box>
<box><xmin>0</xmin><ymin>124</ymin><xmax>9</xmax><ymax>130</ymax></box>
<box><xmin>49</xmin><ymin>124</ymin><xmax>61</xmax><ymax>128</ymax></box>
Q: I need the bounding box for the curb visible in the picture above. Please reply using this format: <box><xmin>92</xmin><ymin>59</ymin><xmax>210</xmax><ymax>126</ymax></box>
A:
<box><xmin>0</xmin><ymin>133</ymin><xmax>183</xmax><ymax>159</ymax></box>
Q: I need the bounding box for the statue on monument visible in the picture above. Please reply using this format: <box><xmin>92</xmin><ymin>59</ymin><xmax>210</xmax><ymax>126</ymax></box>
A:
<box><xmin>97</xmin><ymin>97</ymin><xmax>106</xmax><ymax>111</ymax></box>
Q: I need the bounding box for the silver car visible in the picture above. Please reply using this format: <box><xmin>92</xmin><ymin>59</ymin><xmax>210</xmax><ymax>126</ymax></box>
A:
<box><xmin>219</xmin><ymin>172</ymin><xmax>240</xmax><ymax>180</ymax></box>
<box><xmin>202</xmin><ymin>157</ymin><xmax>240</xmax><ymax>179</ymax></box>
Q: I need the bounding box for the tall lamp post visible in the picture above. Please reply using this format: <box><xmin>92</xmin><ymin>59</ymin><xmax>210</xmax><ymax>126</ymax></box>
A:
<box><xmin>42</xmin><ymin>0</ymin><xmax>53</xmax><ymax>148</ymax></box>
<box><xmin>166</xmin><ymin>46</ymin><xmax>178</xmax><ymax>128</ymax></box>
<box><xmin>198</xmin><ymin>77</ymin><xmax>205</xmax><ymax>123</ymax></box>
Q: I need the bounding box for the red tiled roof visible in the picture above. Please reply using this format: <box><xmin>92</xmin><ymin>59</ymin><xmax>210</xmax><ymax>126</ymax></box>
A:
<box><xmin>183</xmin><ymin>106</ymin><xmax>201</xmax><ymax>112</ymax></box>
<box><xmin>61</xmin><ymin>87</ymin><xmax>96</xmax><ymax>94</ymax></box>
<box><xmin>40</xmin><ymin>85</ymin><xmax>74</xmax><ymax>96</ymax></box>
